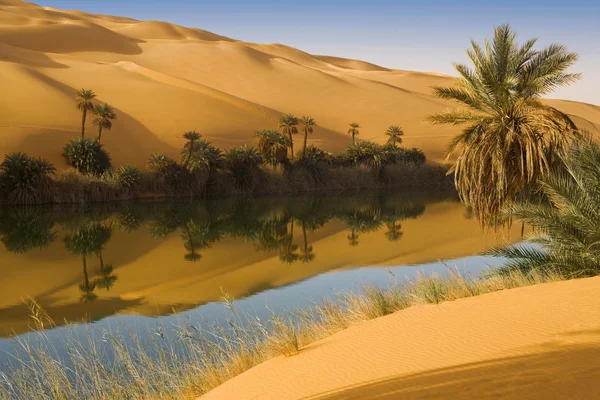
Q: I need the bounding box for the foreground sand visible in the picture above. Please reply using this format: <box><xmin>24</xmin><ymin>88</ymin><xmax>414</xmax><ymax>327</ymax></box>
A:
<box><xmin>201</xmin><ymin>277</ymin><xmax>600</xmax><ymax>399</ymax></box>
<box><xmin>1</xmin><ymin>0</ymin><xmax>599</xmax><ymax>167</ymax></box>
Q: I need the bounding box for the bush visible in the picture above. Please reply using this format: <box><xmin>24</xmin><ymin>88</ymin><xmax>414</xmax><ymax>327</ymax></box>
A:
<box><xmin>147</xmin><ymin>153</ymin><xmax>177</xmax><ymax>175</ymax></box>
<box><xmin>224</xmin><ymin>145</ymin><xmax>264</xmax><ymax>190</ymax></box>
<box><xmin>63</xmin><ymin>138</ymin><xmax>111</xmax><ymax>176</ymax></box>
<box><xmin>337</xmin><ymin>141</ymin><xmax>389</xmax><ymax>176</ymax></box>
<box><xmin>0</xmin><ymin>153</ymin><xmax>55</xmax><ymax>204</ymax></box>
<box><xmin>299</xmin><ymin>145</ymin><xmax>335</xmax><ymax>166</ymax></box>
<box><xmin>115</xmin><ymin>165</ymin><xmax>142</xmax><ymax>191</ymax></box>
<box><xmin>384</xmin><ymin>145</ymin><xmax>426</xmax><ymax>165</ymax></box>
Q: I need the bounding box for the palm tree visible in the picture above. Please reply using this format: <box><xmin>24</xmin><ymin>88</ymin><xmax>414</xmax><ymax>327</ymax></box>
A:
<box><xmin>92</xmin><ymin>103</ymin><xmax>117</xmax><ymax>143</ymax></box>
<box><xmin>384</xmin><ymin>221</ymin><xmax>403</xmax><ymax>242</ymax></box>
<box><xmin>299</xmin><ymin>116</ymin><xmax>316</xmax><ymax>160</ymax></box>
<box><xmin>79</xmin><ymin>256</ymin><xmax>97</xmax><ymax>303</ymax></box>
<box><xmin>95</xmin><ymin>253</ymin><xmax>117</xmax><ymax>291</ymax></box>
<box><xmin>487</xmin><ymin>139</ymin><xmax>600</xmax><ymax>277</ymax></box>
<box><xmin>427</xmin><ymin>24</ymin><xmax>581</xmax><ymax>225</ymax></box>
<box><xmin>348</xmin><ymin>123</ymin><xmax>360</xmax><ymax>144</ymax></box>
<box><xmin>279</xmin><ymin>114</ymin><xmax>299</xmax><ymax>159</ymax></box>
<box><xmin>76</xmin><ymin>89</ymin><xmax>96</xmax><ymax>139</ymax></box>
<box><xmin>181</xmin><ymin>131</ymin><xmax>202</xmax><ymax>167</ymax></box>
<box><xmin>385</xmin><ymin>126</ymin><xmax>404</xmax><ymax>148</ymax></box>
<box><xmin>279</xmin><ymin>219</ymin><xmax>299</xmax><ymax>264</ymax></box>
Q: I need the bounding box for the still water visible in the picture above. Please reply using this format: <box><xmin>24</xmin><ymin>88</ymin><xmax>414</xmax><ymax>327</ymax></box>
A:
<box><xmin>0</xmin><ymin>192</ymin><xmax>520</xmax><ymax>357</ymax></box>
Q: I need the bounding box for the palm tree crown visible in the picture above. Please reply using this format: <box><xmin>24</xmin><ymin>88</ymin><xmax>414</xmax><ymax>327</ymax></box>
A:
<box><xmin>299</xmin><ymin>116</ymin><xmax>316</xmax><ymax>159</ymax></box>
<box><xmin>385</xmin><ymin>126</ymin><xmax>404</xmax><ymax>147</ymax></box>
<box><xmin>348</xmin><ymin>123</ymin><xmax>360</xmax><ymax>144</ymax></box>
<box><xmin>92</xmin><ymin>103</ymin><xmax>117</xmax><ymax>143</ymax></box>
<box><xmin>76</xmin><ymin>89</ymin><xmax>96</xmax><ymax>139</ymax></box>
<box><xmin>279</xmin><ymin>114</ymin><xmax>299</xmax><ymax>159</ymax></box>
<box><xmin>427</xmin><ymin>24</ymin><xmax>581</xmax><ymax>225</ymax></box>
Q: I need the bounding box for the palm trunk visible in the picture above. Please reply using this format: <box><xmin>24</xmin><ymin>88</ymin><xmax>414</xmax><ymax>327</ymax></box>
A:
<box><xmin>302</xmin><ymin>130</ymin><xmax>308</xmax><ymax>160</ymax></box>
<box><xmin>81</xmin><ymin>109</ymin><xmax>87</xmax><ymax>139</ymax></box>
<box><xmin>82</xmin><ymin>256</ymin><xmax>89</xmax><ymax>287</ymax></box>
<box><xmin>97</xmin><ymin>126</ymin><xmax>103</xmax><ymax>143</ymax></box>
<box><xmin>352</xmin><ymin>134</ymin><xmax>356</xmax><ymax>144</ymax></box>
<box><xmin>288</xmin><ymin>133</ymin><xmax>294</xmax><ymax>159</ymax></box>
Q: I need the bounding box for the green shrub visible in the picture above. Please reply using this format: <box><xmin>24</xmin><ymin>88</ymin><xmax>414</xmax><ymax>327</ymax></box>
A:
<box><xmin>224</xmin><ymin>145</ymin><xmax>264</xmax><ymax>190</ymax></box>
<box><xmin>337</xmin><ymin>141</ymin><xmax>389</xmax><ymax>175</ymax></box>
<box><xmin>299</xmin><ymin>145</ymin><xmax>335</xmax><ymax>166</ymax></box>
<box><xmin>255</xmin><ymin>129</ymin><xmax>290</xmax><ymax>167</ymax></box>
<box><xmin>0</xmin><ymin>153</ymin><xmax>55</xmax><ymax>204</ymax></box>
<box><xmin>63</xmin><ymin>138</ymin><xmax>111</xmax><ymax>176</ymax></box>
<box><xmin>147</xmin><ymin>153</ymin><xmax>177</xmax><ymax>175</ymax></box>
<box><xmin>384</xmin><ymin>145</ymin><xmax>426</xmax><ymax>165</ymax></box>
<box><xmin>115</xmin><ymin>165</ymin><xmax>142</xmax><ymax>191</ymax></box>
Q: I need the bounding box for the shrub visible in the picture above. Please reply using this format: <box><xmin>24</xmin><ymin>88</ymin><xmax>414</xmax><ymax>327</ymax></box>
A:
<box><xmin>337</xmin><ymin>141</ymin><xmax>389</xmax><ymax>176</ymax></box>
<box><xmin>0</xmin><ymin>153</ymin><xmax>55</xmax><ymax>204</ymax></box>
<box><xmin>147</xmin><ymin>153</ymin><xmax>177</xmax><ymax>175</ymax></box>
<box><xmin>384</xmin><ymin>145</ymin><xmax>426</xmax><ymax>165</ymax></box>
<box><xmin>255</xmin><ymin>129</ymin><xmax>290</xmax><ymax>167</ymax></box>
<box><xmin>298</xmin><ymin>145</ymin><xmax>335</xmax><ymax>166</ymax></box>
<box><xmin>62</xmin><ymin>138</ymin><xmax>111</xmax><ymax>176</ymax></box>
<box><xmin>224</xmin><ymin>145</ymin><xmax>264</xmax><ymax>190</ymax></box>
<box><xmin>115</xmin><ymin>165</ymin><xmax>142</xmax><ymax>191</ymax></box>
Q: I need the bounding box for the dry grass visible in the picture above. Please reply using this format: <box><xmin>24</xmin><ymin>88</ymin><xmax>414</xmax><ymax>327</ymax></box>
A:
<box><xmin>0</xmin><ymin>268</ymin><xmax>566</xmax><ymax>400</ymax></box>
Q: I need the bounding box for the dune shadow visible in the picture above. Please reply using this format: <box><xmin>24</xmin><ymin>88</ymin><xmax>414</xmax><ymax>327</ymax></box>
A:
<box><xmin>304</xmin><ymin>340</ymin><xmax>600</xmax><ymax>400</ymax></box>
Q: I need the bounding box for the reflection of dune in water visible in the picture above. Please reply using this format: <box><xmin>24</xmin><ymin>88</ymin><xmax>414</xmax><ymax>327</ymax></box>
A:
<box><xmin>0</xmin><ymin>195</ymin><xmax>524</xmax><ymax>337</ymax></box>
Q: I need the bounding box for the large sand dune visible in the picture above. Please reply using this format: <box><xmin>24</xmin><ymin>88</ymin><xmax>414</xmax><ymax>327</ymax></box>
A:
<box><xmin>1</xmin><ymin>0</ymin><xmax>598</xmax><ymax>167</ymax></box>
<box><xmin>201</xmin><ymin>277</ymin><xmax>600</xmax><ymax>400</ymax></box>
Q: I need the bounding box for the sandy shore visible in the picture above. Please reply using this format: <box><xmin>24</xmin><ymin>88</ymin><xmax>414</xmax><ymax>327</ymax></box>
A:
<box><xmin>201</xmin><ymin>277</ymin><xmax>600</xmax><ymax>399</ymax></box>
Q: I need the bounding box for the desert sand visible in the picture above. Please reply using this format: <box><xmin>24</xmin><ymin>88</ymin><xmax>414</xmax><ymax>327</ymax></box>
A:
<box><xmin>1</xmin><ymin>0</ymin><xmax>599</xmax><ymax>167</ymax></box>
<box><xmin>201</xmin><ymin>277</ymin><xmax>600</xmax><ymax>400</ymax></box>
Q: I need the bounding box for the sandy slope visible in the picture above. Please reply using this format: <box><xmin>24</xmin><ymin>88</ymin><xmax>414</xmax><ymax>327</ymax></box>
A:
<box><xmin>1</xmin><ymin>0</ymin><xmax>599</xmax><ymax>167</ymax></box>
<box><xmin>201</xmin><ymin>277</ymin><xmax>600</xmax><ymax>400</ymax></box>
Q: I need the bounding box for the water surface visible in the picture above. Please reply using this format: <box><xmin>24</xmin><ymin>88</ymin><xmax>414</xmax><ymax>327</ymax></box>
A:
<box><xmin>0</xmin><ymin>192</ymin><xmax>519</xmax><ymax>348</ymax></box>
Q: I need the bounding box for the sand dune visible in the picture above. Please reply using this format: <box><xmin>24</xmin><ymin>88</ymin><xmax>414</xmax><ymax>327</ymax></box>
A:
<box><xmin>201</xmin><ymin>277</ymin><xmax>600</xmax><ymax>400</ymax></box>
<box><xmin>0</xmin><ymin>0</ymin><xmax>598</xmax><ymax>167</ymax></box>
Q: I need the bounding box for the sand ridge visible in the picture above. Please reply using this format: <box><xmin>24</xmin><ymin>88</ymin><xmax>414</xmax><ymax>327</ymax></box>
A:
<box><xmin>0</xmin><ymin>0</ymin><xmax>598</xmax><ymax>167</ymax></box>
<box><xmin>201</xmin><ymin>277</ymin><xmax>600</xmax><ymax>399</ymax></box>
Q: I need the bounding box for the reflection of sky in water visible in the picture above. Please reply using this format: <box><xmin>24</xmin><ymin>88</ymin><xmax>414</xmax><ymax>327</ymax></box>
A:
<box><xmin>0</xmin><ymin>253</ymin><xmax>506</xmax><ymax>365</ymax></box>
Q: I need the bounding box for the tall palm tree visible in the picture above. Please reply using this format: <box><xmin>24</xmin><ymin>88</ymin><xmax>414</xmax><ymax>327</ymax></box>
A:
<box><xmin>92</xmin><ymin>103</ymin><xmax>117</xmax><ymax>143</ymax></box>
<box><xmin>299</xmin><ymin>116</ymin><xmax>316</xmax><ymax>160</ymax></box>
<box><xmin>279</xmin><ymin>114</ymin><xmax>299</xmax><ymax>159</ymax></box>
<box><xmin>279</xmin><ymin>219</ymin><xmax>299</xmax><ymax>264</ymax></box>
<box><xmin>181</xmin><ymin>131</ymin><xmax>202</xmax><ymax>167</ymax></box>
<box><xmin>385</xmin><ymin>126</ymin><xmax>404</xmax><ymax>148</ymax></box>
<box><xmin>79</xmin><ymin>255</ymin><xmax>97</xmax><ymax>304</ymax></box>
<box><xmin>347</xmin><ymin>229</ymin><xmax>359</xmax><ymax>247</ymax></box>
<box><xmin>76</xmin><ymin>89</ymin><xmax>96</xmax><ymax>139</ymax></box>
<box><xmin>427</xmin><ymin>24</ymin><xmax>580</xmax><ymax>225</ymax></box>
<box><xmin>254</xmin><ymin>129</ymin><xmax>289</xmax><ymax>167</ymax></box>
<box><xmin>348</xmin><ymin>122</ymin><xmax>360</xmax><ymax>144</ymax></box>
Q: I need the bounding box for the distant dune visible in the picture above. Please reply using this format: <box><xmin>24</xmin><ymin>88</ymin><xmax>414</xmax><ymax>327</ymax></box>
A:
<box><xmin>0</xmin><ymin>0</ymin><xmax>599</xmax><ymax>167</ymax></box>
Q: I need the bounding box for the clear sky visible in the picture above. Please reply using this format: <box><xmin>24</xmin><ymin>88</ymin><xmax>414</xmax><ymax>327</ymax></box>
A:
<box><xmin>36</xmin><ymin>0</ymin><xmax>600</xmax><ymax>105</ymax></box>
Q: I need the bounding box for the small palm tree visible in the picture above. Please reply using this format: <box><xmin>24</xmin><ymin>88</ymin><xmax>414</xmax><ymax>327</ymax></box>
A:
<box><xmin>487</xmin><ymin>139</ymin><xmax>600</xmax><ymax>277</ymax></box>
<box><xmin>427</xmin><ymin>24</ymin><xmax>581</xmax><ymax>225</ymax></box>
<box><xmin>92</xmin><ymin>103</ymin><xmax>117</xmax><ymax>143</ymax></box>
<box><xmin>279</xmin><ymin>114</ymin><xmax>299</xmax><ymax>159</ymax></box>
<box><xmin>76</xmin><ymin>89</ymin><xmax>96</xmax><ymax>139</ymax></box>
<box><xmin>385</xmin><ymin>126</ymin><xmax>404</xmax><ymax>148</ymax></box>
<box><xmin>347</xmin><ymin>229</ymin><xmax>359</xmax><ymax>247</ymax></box>
<box><xmin>348</xmin><ymin>123</ymin><xmax>360</xmax><ymax>144</ymax></box>
<box><xmin>384</xmin><ymin>221</ymin><xmax>403</xmax><ymax>242</ymax></box>
<box><xmin>255</xmin><ymin>129</ymin><xmax>290</xmax><ymax>167</ymax></box>
<box><xmin>299</xmin><ymin>116</ymin><xmax>316</xmax><ymax>160</ymax></box>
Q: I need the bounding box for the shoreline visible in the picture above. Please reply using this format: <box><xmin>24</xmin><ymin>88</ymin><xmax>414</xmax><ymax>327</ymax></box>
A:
<box><xmin>201</xmin><ymin>276</ymin><xmax>600</xmax><ymax>400</ymax></box>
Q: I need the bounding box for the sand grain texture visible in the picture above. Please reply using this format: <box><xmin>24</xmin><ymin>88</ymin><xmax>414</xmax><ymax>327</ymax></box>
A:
<box><xmin>201</xmin><ymin>277</ymin><xmax>600</xmax><ymax>400</ymax></box>
<box><xmin>1</xmin><ymin>0</ymin><xmax>599</xmax><ymax>167</ymax></box>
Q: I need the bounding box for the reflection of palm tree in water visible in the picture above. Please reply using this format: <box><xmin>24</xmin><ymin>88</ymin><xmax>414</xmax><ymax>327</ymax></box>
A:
<box><xmin>95</xmin><ymin>252</ymin><xmax>117</xmax><ymax>291</ymax></box>
<box><xmin>64</xmin><ymin>223</ymin><xmax>112</xmax><ymax>303</ymax></box>
<box><xmin>300</xmin><ymin>221</ymin><xmax>315</xmax><ymax>263</ymax></box>
<box><xmin>385</xmin><ymin>221</ymin><xmax>403</xmax><ymax>242</ymax></box>
<box><xmin>347</xmin><ymin>229</ymin><xmax>359</xmax><ymax>247</ymax></box>
<box><xmin>279</xmin><ymin>218</ymin><xmax>299</xmax><ymax>264</ymax></box>
<box><xmin>181</xmin><ymin>220</ymin><xmax>213</xmax><ymax>263</ymax></box>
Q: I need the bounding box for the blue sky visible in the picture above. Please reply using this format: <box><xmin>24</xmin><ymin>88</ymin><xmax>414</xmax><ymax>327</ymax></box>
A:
<box><xmin>36</xmin><ymin>0</ymin><xmax>600</xmax><ymax>104</ymax></box>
